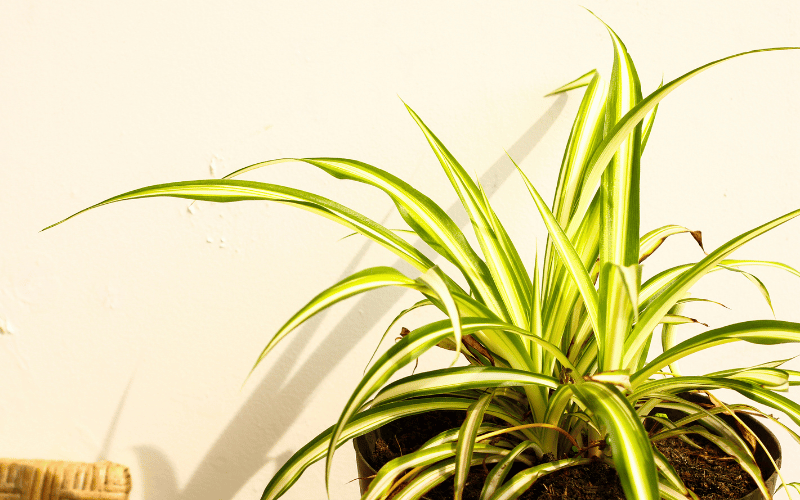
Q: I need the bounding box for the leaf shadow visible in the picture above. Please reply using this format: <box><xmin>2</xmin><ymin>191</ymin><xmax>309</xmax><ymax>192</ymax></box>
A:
<box><xmin>132</xmin><ymin>446</ymin><xmax>181</xmax><ymax>499</ymax></box>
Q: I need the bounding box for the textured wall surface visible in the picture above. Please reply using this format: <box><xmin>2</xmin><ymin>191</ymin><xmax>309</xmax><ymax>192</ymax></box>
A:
<box><xmin>2</xmin><ymin>2</ymin><xmax>800</xmax><ymax>499</ymax></box>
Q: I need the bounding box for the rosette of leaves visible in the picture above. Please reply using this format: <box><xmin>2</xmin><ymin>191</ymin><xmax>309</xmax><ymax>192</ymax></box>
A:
<box><xmin>47</xmin><ymin>19</ymin><xmax>800</xmax><ymax>500</ymax></box>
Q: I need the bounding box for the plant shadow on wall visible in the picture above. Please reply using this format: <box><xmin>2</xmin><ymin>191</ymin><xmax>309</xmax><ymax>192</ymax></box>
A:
<box><xmin>125</xmin><ymin>96</ymin><xmax>567</xmax><ymax>500</ymax></box>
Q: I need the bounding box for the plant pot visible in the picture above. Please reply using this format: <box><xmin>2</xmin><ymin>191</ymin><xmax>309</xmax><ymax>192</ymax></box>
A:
<box><xmin>354</xmin><ymin>426</ymin><xmax>381</xmax><ymax>496</ymax></box>
<box><xmin>353</xmin><ymin>398</ymin><xmax>781</xmax><ymax>500</ymax></box>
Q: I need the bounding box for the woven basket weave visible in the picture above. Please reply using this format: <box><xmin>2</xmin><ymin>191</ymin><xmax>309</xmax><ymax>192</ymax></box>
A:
<box><xmin>0</xmin><ymin>460</ymin><xmax>130</xmax><ymax>500</ymax></box>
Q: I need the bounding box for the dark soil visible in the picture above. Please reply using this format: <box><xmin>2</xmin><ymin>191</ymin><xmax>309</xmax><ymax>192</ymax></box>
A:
<box><xmin>654</xmin><ymin>435</ymin><xmax>757</xmax><ymax>500</ymax></box>
<box><xmin>367</xmin><ymin>410</ymin><xmax>761</xmax><ymax>500</ymax></box>
<box><xmin>516</xmin><ymin>460</ymin><xmax>624</xmax><ymax>500</ymax></box>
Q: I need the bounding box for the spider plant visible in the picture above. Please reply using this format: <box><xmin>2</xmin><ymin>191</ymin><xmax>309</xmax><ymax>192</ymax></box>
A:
<box><xmin>46</xmin><ymin>20</ymin><xmax>800</xmax><ymax>500</ymax></box>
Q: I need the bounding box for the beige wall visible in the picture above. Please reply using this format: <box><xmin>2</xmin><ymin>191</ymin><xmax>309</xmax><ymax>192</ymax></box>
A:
<box><xmin>2</xmin><ymin>1</ymin><xmax>800</xmax><ymax>499</ymax></box>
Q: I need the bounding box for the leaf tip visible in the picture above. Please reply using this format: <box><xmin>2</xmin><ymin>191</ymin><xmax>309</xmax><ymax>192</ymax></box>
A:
<box><xmin>689</xmin><ymin>230</ymin><xmax>706</xmax><ymax>254</ymax></box>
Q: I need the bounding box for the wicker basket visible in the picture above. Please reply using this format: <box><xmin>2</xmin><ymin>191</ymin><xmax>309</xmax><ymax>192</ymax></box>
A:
<box><xmin>0</xmin><ymin>460</ymin><xmax>130</xmax><ymax>500</ymax></box>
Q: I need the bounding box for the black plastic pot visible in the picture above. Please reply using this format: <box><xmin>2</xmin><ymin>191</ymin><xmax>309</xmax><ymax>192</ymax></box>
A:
<box><xmin>353</xmin><ymin>397</ymin><xmax>781</xmax><ymax>499</ymax></box>
<box><xmin>353</xmin><ymin>426</ymin><xmax>381</xmax><ymax>496</ymax></box>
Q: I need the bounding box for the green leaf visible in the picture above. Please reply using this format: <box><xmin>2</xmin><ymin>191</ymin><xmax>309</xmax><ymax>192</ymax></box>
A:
<box><xmin>675</xmin><ymin>406</ymin><xmax>764</xmax><ymax>459</ymax></box>
<box><xmin>597</xmin><ymin>18</ymin><xmax>642</xmax><ymax>270</ymax></box>
<box><xmin>540</xmin><ymin>69</ymin><xmax>606</xmax><ymax>364</ymax></box>
<box><xmin>390</xmin><ymin>456</ymin><xmax>504</xmax><ymax>500</ymax></box>
<box><xmin>405</xmin><ymin>103</ymin><xmax>532</xmax><ymax>327</ymax></box>
<box><xmin>707</xmin><ymin>357</ymin><xmax>793</xmax><ymax>375</ymax></box>
<box><xmin>512</xmin><ymin>155</ymin><xmax>600</xmax><ymax>340</ymax></box>
<box><xmin>571</xmin><ymin>381</ymin><xmax>659</xmax><ymax>500</ymax></box>
<box><xmin>631</xmin><ymin>376</ymin><xmax>800</xmax><ymax>428</ymax></box>
<box><xmin>420</xmin><ymin>423</ymin><xmax>510</xmax><ymax>450</ymax></box>
<box><xmin>652</xmin><ymin>448</ymin><xmax>690</xmax><ymax>497</ymax></box>
<box><xmin>339</xmin><ymin>228</ymin><xmax>417</xmax><ymax>241</ymax></box>
<box><xmin>542</xmin><ymin>191</ymin><xmax>601</xmax><ymax>372</ymax></box>
<box><xmin>659</xmin><ymin>314</ymin><xmax>707</xmax><ymax>326</ymax></box>
<box><xmin>542</xmin><ymin>69</ymin><xmax>606</xmax><ymax>309</ymax></box>
<box><xmin>658</xmin><ymin>482</ymin><xmax>697</xmax><ymax>500</ymax></box>
<box><xmin>710</xmin><ymin>367</ymin><xmax>790</xmax><ymax>391</ymax></box>
<box><xmin>639</xmin><ymin>259</ymin><xmax>791</xmax><ymax>314</ymax></box>
<box><xmin>645</xmin><ymin>396</ymin><xmax>756</xmax><ymax>454</ymax></box>
<box><xmin>639</xmin><ymin>225</ymin><xmax>703</xmax><ymax>264</ymax></box>
<box><xmin>526</xmin><ymin>249</ymin><xmax>548</xmax><ymax>417</ymax></box>
<box><xmin>639</xmin><ymin>81</ymin><xmax>662</xmax><ymax>155</ymax></box>
<box><xmin>250</xmin><ymin>266</ymin><xmax>423</xmax><ymax>379</ymax></box>
<box><xmin>718</xmin><ymin>264</ymin><xmax>775</xmax><ymax>317</ymax></box>
<box><xmin>418</xmin><ymin>266</ymin><xmax>463</xmax><ymax>363</ymax></box>
<box><xmin>529</xmin><ymin>248</ymin><xmax>544</xmax><ymax>361</ymax></box>
<box><xmin>645</xmin><ymin>415</ymin><xmax>703</xmax><ymax>450</ymax></box>
<box><xmin>626</xmin><ymin>207</ymin><xmax>800</xmax><ymax>367</ymax></box>
<box><xmin>455</xmin><ymin>391</ymin><xmax>495</xmax><ymax>500</ymax></box>
<box><xmin>596</xmin><ymin>20</ymin><xmax>643</xmax><ymax>371</ymax></box>
<box><xmin>778</xmin><ymin>483</ymin><xmax>800</xmax><ymax>496</ymax></box>
<box><xmin>566</xmin><ymin>46</ymin><xmax>799</xmax><ymax>239</ymax></box>
<box><xmin>675</xmin><ymin>297</ymin><xmax>729</xmax><ymax>309</ymax></box>
<box><xmin>479</xmin><ymin>441</ymin><xmax>539</xmax><ymax>500</ymax></box>
<box><xmin>362</xmin><ymin>442</ymin><xmax>507</xmax><ymax>500</ymax></box>
<box><xmin>632</xmin><ymin>320</ymin><xmax>800</xmax><ymax>386</ymax></box>
<box><xmin>541</xmin><ymin>385</ymin><xmax>583</xmax><ymax>453</ymax></box>
<box><xmin>488</xmin><ymin>457</ymin><xmax>592</xmax><ymax>500</ymax></box>
<box><xmin>45</xmin><ymin>179</ymin><xmax>436</xmax><ymax>272</ymax></box>
<box><xmin>548</xmin><ymin>70</ymin><xmax>606</xmax><ymax>229</ymax></box>
<box><xmin>599</xmin><ymin>262</ymin><xmax>641</xmax><ymax>370</ymax></box>
<box><xmin>545</xmin><ymin>69</ymin><xmax>597</xmax><ymax>96</ymax></box>
<box><xmin>584</xmin><ymin>369</ymin><xmax>632</xmax><ymax>392</ymax></box>
<box><xmin>721</xmin><ymin>259</ymin><xmax>800</xmax><ymax>279</ymax></box>
<box><xmin>367</xmin><ymin>366</ymin><xmax>559</xmax><ymax>409</ymax></box>
<box><xmin>660</xmin><ymin>302</ymin><xmax>686</xmax><ymax>376</ymax></box>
